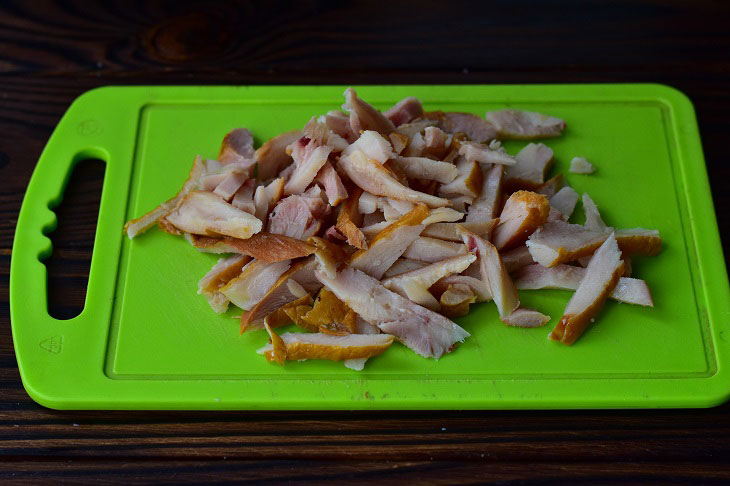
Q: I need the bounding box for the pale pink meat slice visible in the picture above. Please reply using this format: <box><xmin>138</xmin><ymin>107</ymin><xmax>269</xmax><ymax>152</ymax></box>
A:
<box><xmin>427</xmin><ymin>112</ymin><xmax>497</xmax><ymax>143</ymax></box>
<box><xmin>492</xmin><ymin>191</ymin><xmax>550</xmax><ymax>251</ymax></box>
<box><xmin>321</xmin><ymin>110</ymin><xmax>357</xmax><ymax>142</ymax></box>
<box><xmin>382</xmin><ymin>258</ymin><xmax>429</xmax><ymax>278</ymax></box>
<box><xmin>569</xmin><ymin>156</ymin><xmax>595</xmax><ymax>174</ymax></box>
<box><xmin>386</xmin><ymin>280</ymin><xmax>440</xmax><ymax>311</ymax></box>
<box><xmin>465</xmin><ymin>164</ymin><xmax>503</xmax><ymax>222</ymax></box>
<box><xmin>513</xmin><ymin>263</ymin><xmax>653</xmax><ymax>306</ymax></box>
<box><xmin>184</xmin><ymin>233</ymin><xmax>235</xmax><ymax>254</ymax></box>
<box><xmin>315</xmin><ymin>266</ymin><xmax>470</xmax><ymax>359</ymax></box>
<box><xmin>604</xmin><ymin>253</ymin><xmax>633</xmax><ymax>277</ymax></box>
<box><xmin>501</xmin><ymin>245</ymin><xmax>535</xmax><ymax>273</ymax></box>
<box><xmin>382</xmin><ymin>254</ymin><xmax>476</xmax><ymax>310</ymax></box>
<box><xmin>268</xmin><ymin>191</ymin><xmax>328</xmax><ymax>240</ymax></box>
<box><xmin>301</xmin><ymin>116</ymin><xmax>350</xmax><ymax>152</ymax></box>
<box><xmin>486</xmin><ymin>109</ymin><xmax>566</xmax><ymax>139</ymax></box>
<box><xmin>384</xmin><ymin>197</ymin><xmax>418</xmax><ymax>219</ymax></box>
<box><xmin>360</xmin><ymin>221</ymin><xmax>391</xmax><ymax>239</ymax></box>
<box><xmin>403</xmin><ymin>237</ymin><xmax>467</xmax><ymax>263</ymax></box>
<box><xmin>395</xmin><ymin>119</ymin><xmax>438</xmax><ymax>139</ymax></box>
<box><xmin>338</xmin><ymin>149</ymin><xmax>450</xmax><ymax>208</ymax></box>
<box><xmin>306</xmin><ymin>236</ymin><xmax>349</xmax><ymax>280</ymax></box>
<box><xmin>342</xmin><ymin>130</ymin><xmax>395</xmax><ymax>164</ymax></box>
<box><xmin>253</xmin><ymin>177</ymin><xmax>285</xmax><ymax>226</ymax></box>
<box><xmin>549</xmin><ymin>186</ymin><xmax>580</xmax><ymax>221</ymax></box>
<box><xmin>164</xmin><ymin>190</ymin><xmax>262</xmax><ymax>240</ymax></box>
<box><xmin>459</xmin><ymin>141</ymin><xmax>516</xmax><ymax>166</ymax></box>
<box><xmin>582</xmin><ymin>194</ymin><xmax>608</xmax><ymax>231</ymax></box>
<box><xmin>461</xmin><ymin>228</ymin><xmax>549</xmax><ymax>325</ymax></box>
<box><xmin>358</xmin><ymin>191</ymin><xmax>379</xmax><ymax>214</ymax></box>
<box><xmin>424</xmin><ymin>126</ymin><xmax>448</xmax><ymax>153</ymax></box>
<box><xmin>549</xmin><ymin>233</ymin><xmax>624</xmax><ymax>344</ymax></box>
<box><xmin>444</xmin><ymin>112</ymin><xmax>497</xmax><ymax>142</ymax></box>
<box><xmin>231</xmin><ymin>179</ymin><xmax>257</xmax><ymax>214</ymax></box>
<box><xmin>343</xmin><ymin>88</ymin><xmax>396</xmax><ymax>135</ymax></box>
<box><xmin>253</xmin><ymin>186</ymin><xmax>267</xmax><ymax>223</ymax></box>
<box><xmin>526</xmin><ymin>220</ymin><xmax>610</xmax><ymax>267</ymax></box>
<box><xmin>438</xmin><ymin>156</ymin><xmax>483</xmax><ymax>198</ymax></box>
<box><xmin>258</xmin><ymin>332</ymin><xmax>395</xmax><ymax>364</ymax></box>
<box><xmin>438</xmin><ymin>283</ymin><xmax>477</xmax><ymax>318</ymax></box>
<box><xmin>212</xmin><ymin>170</ymin><xmax>248</xmax><ymax>202</ymax></box>
<box><xmin>284</xmin><ymin>145</ymin><xmax>332</xmax><ymax>195</ymax></box>
<box><xmin>501</xmin><ymin>308</ymin><xmax>551</xmax><ymax>328</ymax></box>
<box><xmin>344</xmin><ymin>358</ymin><xmax>368</xmax><ymax>371</ymax></box>
<box><xmin>527</xmin><ymin>221</ymin><xmax>660</xmax><ymax>267</ymax></box>
<box><xmin>335</xmin><ymin>185</ymin><xmax>368</xmax><ymax>250</ymax></box>
<box><xmin>384</xmin><ymin>96</ymin><xmax>424</xmax><ymax>126</ymax></box>
<box><xmin>422</xmin><ymin>207</ymin><xmax>464</xmax><ymax>225</ymax></box>
<box><xmin>285</xmin><ymin>133</ymin><xmax>312</xmax><ymax>167</ymax></box>
<box><xmin>504</xmin><ymin>143</ymin><xmax>555</xmax><ymax>189</ymax></box>
<box><xmin>350</xmin><ymin>204</ymin><xmax>429</xmax><ymax>279</ymax></box>
<box><xmin>198</xmin><ymin>254</ymin><xmax>250</xmax><ymax>314</ymax></box>
<box><xmin>221</xmin><ymin>259</ymin><xmax>291</xmax><ymax>311</ymax></box>
<box><xmin>536</xmin><ymin>173</ymin><xmax>564</xmax><ymax>199</ymax></box>
<box><xmin>199</xmin><ymin>160</ymin><xmax>252</xmax><ymax>190</ymax></box>
<box><xmin>218</xmin><ymin>127</ymin><xmax>256</xmax><ymax>169</ymax></box>
<box><xmin>546</xmin><ymin>207</ymin><xmax>564</xmax><ymax>223</ymax></box>
<box><xmin>315</xmin><ymin>161</ymin><xmax>348</xmax><ymax>206</ymax></box>
<box><xmin>368</xmin><ymin>197</ymin><xmax>416</xmax><ymax>221</ymax></box>
<box><xmin>431</xmin><ymin>275</ymin><xmax>491</xmax><ymax>302</ymax></box>
<box><xmin>390</xmin><ymin>156</ymin><xmax>459</xmax><ymax>184</ymax></box>
<box><xmin>402</xmin><ymin>132</ymin><xmax>426</xmax><ymax>157</ymax></box>
<box><xmin>198</xmin><ymin>171</ymin><xmax>229</xmax><ymax>192</ymax></box>
<box><xmin>354</xmin><ymin>316</ymin><xmax>381</xmax><ymax>335</ymax></box>
<box><xmin>614</xmin><ymin>228</ymin><xmax>662</xmax><ymax>256</ymax></box>
<box><xmin>461</xmin><ymin>229</ymin><xmax>519</xmax><ymax>318</ymax></box>
<box><xmin>265</xmin><ymin>177</ymin><xmax>285</xmax><ymax>202</ymax></box>
<box><xmin>254</xmin><ymin>129</ymin><xmax>302</xmax><ymax>181</ymax></box>
<box><xmin>422</xmin><ymin>220</ymin><xmax>496</xmax><ymax>243</ymax></box>
<box><xmin>381</xmin><ymin>198</ymin><xmax>415</xmax><ymax>221</ymax></box>
<box><xmin>241</xmin><ymin>257</ymin><xmax>322</xmax><ymax>331</ymax></box>
<box><xmin>388</xmin><ymin>132</ymin><xmax>408</xmax><ymax>154</ymax></box>
<box><xmin>124</xmin><ymin>155</ymin><xmax>205</xmax><ymax>239</ymax></box>
<box><xmin>199</xmin><ymin>290</ymin><xmax>233</xmax><ymax>316</ymax></box>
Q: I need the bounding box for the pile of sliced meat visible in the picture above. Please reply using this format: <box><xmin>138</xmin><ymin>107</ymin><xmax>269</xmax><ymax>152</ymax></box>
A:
<box><xmin>124</xmin><ymin>88</ymin><xmax>661</xmax><ymax>368</ymax></box>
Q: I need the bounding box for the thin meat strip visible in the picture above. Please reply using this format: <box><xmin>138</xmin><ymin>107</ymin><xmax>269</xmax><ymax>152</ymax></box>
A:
<box><xmin>549</xmin><ymin>233</ymin><xmax>625</xmax><ymax>345</ymax></box>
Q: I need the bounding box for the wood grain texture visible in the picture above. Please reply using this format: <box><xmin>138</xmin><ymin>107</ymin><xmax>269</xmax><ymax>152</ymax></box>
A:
<box><xmin>1</xmin><ymin>0</ymin><xmax>729</xmax><ymax>483</ymax></box>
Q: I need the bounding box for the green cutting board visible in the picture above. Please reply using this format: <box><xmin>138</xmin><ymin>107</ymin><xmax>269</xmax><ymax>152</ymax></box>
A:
<box><xmin>10</xmin><ymin>85</ymin><xmax>730</xmax><ymax>410</ymax></box>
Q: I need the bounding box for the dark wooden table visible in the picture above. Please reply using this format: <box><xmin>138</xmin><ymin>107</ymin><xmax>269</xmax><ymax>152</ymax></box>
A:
<box><xmin>2</xmin><ymin>1</ymin><xmax>729</xmax><ymax>483</ymax></box>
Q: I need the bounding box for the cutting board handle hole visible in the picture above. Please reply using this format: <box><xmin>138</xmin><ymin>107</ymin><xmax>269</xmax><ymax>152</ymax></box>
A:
<box><xmin>43</xmin><ymin>157</ymin><xmax>105</xmax><ymax>320</ymax></box>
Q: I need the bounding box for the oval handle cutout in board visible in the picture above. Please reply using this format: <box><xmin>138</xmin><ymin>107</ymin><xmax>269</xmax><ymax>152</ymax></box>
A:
<box><xmin>42</xmin><ymin>158</ymin><xmax>105</xmax><ymax>320</ymax></box>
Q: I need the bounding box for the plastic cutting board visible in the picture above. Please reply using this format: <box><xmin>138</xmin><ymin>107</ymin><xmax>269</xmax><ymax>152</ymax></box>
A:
<box><xmin>10</xmin><ymin>84</ymin><xmax>730</xmax><ymax>410</ymax></box>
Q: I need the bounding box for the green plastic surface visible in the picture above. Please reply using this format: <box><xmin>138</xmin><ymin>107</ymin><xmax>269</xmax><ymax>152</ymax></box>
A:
<box><xmin>10</xmin><ymin>84</ymin><xmax>730</xmax><ymax>410</ymax></box>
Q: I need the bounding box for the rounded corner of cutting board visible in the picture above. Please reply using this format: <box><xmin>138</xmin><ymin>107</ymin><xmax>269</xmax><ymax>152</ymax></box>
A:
<box><xmin>17</xmin><ymin>373</ymin><xmax>67</xmax><ymax>411</ymax></box>
<box><xmin>68</xmin><ymin>85</ymin><xmax>118</xmax><ymax>110</ymax></box>
<box><xmin>641</xmin><ymin>82</ymin><xmax>697</xmax><ymax>116</ymax></box>
<box><xmin>705</xmin><ymin>368</ymin><xmax>730</xmax><ymax>408</ymax></box>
